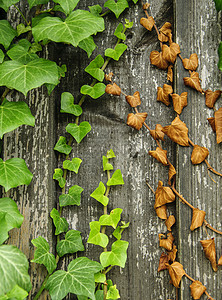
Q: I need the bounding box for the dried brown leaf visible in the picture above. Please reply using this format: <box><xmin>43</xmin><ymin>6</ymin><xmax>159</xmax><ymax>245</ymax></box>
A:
<box><xmin>167</xmin><ymin>245</ymin><xmax>177</xmax><ymax>262</ymax></box>
<box><xmin>168</xmin><ymin>163</ymin><xmax>176</xmax><ymax>185</ymax></box>
<box><xmin>183</xmin><ymin>71</ymin><xmax>203</xmax><ymax>93</ymax></box>
<box><xmin>157</xmin><ymin>84</ymin><xmax>173</xmax><ymax>106</ymax></box>
<box><xmin>159</xmin><ymin>233</ymin><xmax>174</xmax><ymax>251</ymax></box>
<box><xmin>125</xmin><ymin>91</ymin><xmax>141</xmax><ymax>107</ymax></box>
<box><xmin>200</xmin><ymin>238</ymin><xmax>217</xmax><ymax>272</ymax></box>
<box><xmin>155</xmin><ymin>205</ymin><xmax>168</xmax><ymax>220</ymax></box>
<box><xmin>166</xmin><ymin>262</ymin><xmax>185</xmax><ymax>288</ymax></box>
<box><xmin>191</xmin><ymin>145</ymin><xmax>209</xmax><ymax>165</ymax></box>
<box><xmin>162</xmin><ymin>43</ymin><xmax>181</xmax><ymax>64</ymax></box>
<box><xmin>165</xmin><ymin>215</ymin><xmax>176</xmax><ymax>231</ymax></box>
<box><xmin>149</xmin><ymin>147</ymin><xmax>168</xmax><ymax>166</ymax></box>
<box><xmin>182</xmin><ymin>53</ymin><xmax>198</xmax><ymax>71</ymax></box>
<box><xmin>105</xmin><ymin>72</ymin><xmax>113</xmax><ymax>82</ymax></box>
<box><xmin>207</xmin><ymin>117</ymin><xmax>216</xmax><ymax>132</ymax></box>
<box><xmin>158</xmin><ymin>22</ymin><xmax>172</xmax><ymax>42</ymax></box>
<box><xmin>162</xmin><ymin>116</ymin><xmax>189</xmax><ymax>146</ymax></box>
<box><xmin>142</xmin><ymin>3</ymin><xmax>150</xmax><ymax>10</ymax></box>
<box><xmin>150</xmin><ymin>51</ymin><xmax>169</xmax><ymax>70</ymax></box>
<box><xmin>158</xmin><ymin>252</ymin><xmax>169</xmax><ymax>272</ymax></box>
<box><xmin>205</xmin><ymin>89</ymin><xmax>221</xmax><ymax>109</ymax></box>
<box><xmin>190</xmin><ymin>208</ymin><xmax>206</xmax><ymax>231</ymax></box>
<box><xmin>140</xmin><ymin>16</ymin><xmax>155</xmax><ymax>31</ymax></box>
<box><xmin>218</xmin><ymin>255</ymin><xmax>222</xmax><ymax>265</ymax></box>
<box><xmin>215</xmin><ymin>107</ymin><xmax>222</xmax><ymax>144</ymax></box>
<box><xmin>167</xmin><ymin>65</ymin><xmax>173</xmax><ymax>82</ymax></box>
<box><xmin>172</xmin><ymin>92</ymin><xmax>188</xmax><ymax>115</ymax></box>
<box><xmin>154</xmin><ymin>181</ymin><xmax>175</xmax><ymax>209</ymax></box>
<box><xmin>105</xmin><ymin>83</ymin><xmax>121</xmax><ymax>96</ymax></box>
<box><xmin>127</xmin><ymin>112</ymin><xmax>147</xmax><ymax>130</ymax></box>
<box><xmin>190</xmin><ymin>281</ymin><xmax>207</xmax><ymax>299</ymax></box>
<box><xmin>150</xmin><ymin>124</ymin><xmax>165</xmax><ymax>141</ymax></box>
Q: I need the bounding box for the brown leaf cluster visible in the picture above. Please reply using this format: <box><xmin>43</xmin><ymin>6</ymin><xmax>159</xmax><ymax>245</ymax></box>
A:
<box><xmin>191</xmin><ymin>145</ymin><xmax>209</xmax><ymax>165</ymax></box>
<box><xmin>149</xmin><ymin>147</ymin><xmax>168</xmax><ymax>166</ymax></box>
<box><xmin>215</xmin><ymin>107</ymin><xmax>222</xmax><ymax>144</ymax></box>
<box><xmin>154</xmin><ymin>181</ymin><xmax>175</xmax><ymax>209</ymax></box>
<box><xmin>125</xmin><ymin>91</ymin><xmax>141</xmax><ymax>107</ymax></box>
<box><xmin>190</xmin><ymin>208</ymin><xmax>206</xmax><ymax>231</ymax></box>
<box><xmin>162</xmin><ymin>116</ymin><xmax>189</xmax><ymax>146</ymax></box>
<box><xmin>162</xmin><ymin>43</ymin><xmax>180</xmax><ymax>64</ymax></box>
<box><xmin>172</xmin><ymin>92</ymin><xmax>187</xmax><ymax>115</ymax></box>
<box><xmin>158</xmin><ymin>22</ymin><xmax>172</xmax><ymax>42</ymax></box>
<box><xmin>150</xmin><ymin>51</ymin><xmax>169</xmax><ymax>70</ymax></box>
<box><xmin>150</xmin><ymin>124</ymin><xmax>164</xmax><ymax>141</ymax></box>
<box><xmin>127</xmin><ymin>112</ymin><xmax>147</xmax><ymax>130</ymax></box>
<box><xmin>167</xmin><ymin>245</ymin><xmax>177</xmax><ymax>262</ymax></box>
<box><xmin>205</xmin><ymin>89</ymin><xmax>221</xmax><ymax>109</ymax></box>
<box><xmin>159</xmin><ymin>232</ymin><xmax>174</xmax><ymax>251</ymax></box>
<box><xmin>165</xmin><ymin>215</ymin><xmax>176</xmax><ymax>231</ymax></box>
<box><xmin>182</xmin><ymin>53</ymin><xmax>198</xmax><ymax>71</ymax></box>
<box><xmin>105</xmin><ymin>83</ymin><xmax>121</xmax><ymax>95</ymax></box>
<box><xmin>105</xmin><ymin>72</ymin><xmax>113</xmax><ymax>82</ymax></box>
<box><xmin>167</xmin><ymin>65</ymin><xmax>173</xmax><ymax>82</ymax></box>
<box><xmin>190</xmin><ymin>281</ymin><xmax>207</xmax><ymax>299</ymax></box>
<box><xmin>140</xmin><ymin>16</ymin><xmax>155</xmax><ymax>31</ymax></box>
<box><xmin>166</xmin><ymin>262</ymin><xmax>185</xmax><ymax>288</ymax></box>
<box><xmin>200</xmin><ymin>238</ymin><xmax>217</xmax><ymax>272</ymax></box>
<box><xmin>168</xmin><ymin>163</ymin><xmax>176</xmax><ymax>185</ymax></box>
<box><xmin>183</xmin><ymin>71</ymin><xmax>203</xmax><ymax>93</ymax></box>
<box><xmin>157</xmin><ymin>84</ymin><xmax>173</xmax><ymax>106</ymax></box>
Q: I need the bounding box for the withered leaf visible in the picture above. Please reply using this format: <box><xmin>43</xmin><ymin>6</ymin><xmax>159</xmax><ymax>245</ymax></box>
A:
<box><xmin>166</xmin><ymin>262</ymin><xmax>185</xmax><ymax>288</ymax></box>
<box><xmin>159</xmin><ymin>233</ymin><xmax>174</xmax><ymax>251</ymax></box>
<box><xmin>183</xmin><ymin>71</ymin><xmax>203</xmax><ymax>93</ymax></box>
<box><xmin>150</xmin><ymin>51</ymin><xmax>169</xmax><ymax>70</ymax></box>
<box><xmin>127</xmin><ymin>112</ymin><xmax>147</xmax><ymax>130</ymax></box>
<box><xmin>182</xmin><ymin>53</ymin><xmax>198</xmax><ymax>71</ymax></box>
<box><xmin>157</xmin><ymin>84</ymin><xmax>173</xmax><ymax>106</ymax></box>
<box><xmin>162</xmin><ymin>116</ymin><xmax>189</xmax><ymax>146</ymax></box>
<box><xmin>190</xmin><ymin>281</ymin><xmax>207</xmax><ymax>300</ymax></box>
<box><xmin>205</xmin><ymin>89</ymin><xmax>221</xmax><ymax>109</ymax></box>
<box><xmin>125</xmin><ymin>91</ymin><xmax>141</xmax><ymax>107</ymax></box>
<box><xmin>105</xmin><ymin>83</ymin><xmax>121</xmax><ymax>96</ymax></box>
<box><xmin>207</xmin><ymin>117</ymin><xmax>216</xmax><ymax>132</ymax></box>
<box><xmin>172</xmin><ymin>92</ymin><xmax>188</xmax><ymax>115</ymax></box>
<box><xmin>218</xmin><ymin>255</ymin><xmax>222</xmax><ymax>266</ymax></box>
<box><xmin>149</xmin><ymin>147</ymin><xmax>168</xmax><ymax>166</ymax></box>
<box><xmin>158</xmin><ymin>22</ymin><xmax>172</xmax><ymax>42</ymax></box>
<box><xmin>140</xmin><ymin>16</ymin><xmax>155</xmax><ymax>31</ymax></box>
<box><xmin>168</xmin><ymin>163</ymin><xmax>176</xmax><ymax>185</ymax></box>
<box><xmin>200</xmin><ymin>238</ymin><xmax>217</xmax><ymax>272</ymax></box>
<box><xmin>154</xmin><ymin>181</ymin><xmax>175</xmax><ymax>209</ymax></box>
<box><xmin>191</xmin><ymin>145</ymin><xmax>209</xmax><ymax>165</ymax></box>
<box><xmin>158</xmin><ymin>252</ymin><xmax>169</xmax><ymax>272</ymax></box>
<box><xmin>215</xmin><ymin>107</ymin><xmax>222</xmax><ymax>144</ymax></box>
<box><xmin>190</xmin><ymin>208</ymin><xmax>206</xmax><ymax>231</ymax></box>
<box><xmin>105</xmin><ymin>72</ymin><xmax>113</xmax><ymax>82</ymax></box>
<box><xmin>162</xmin><ymin>43</ymin><xmax>181</xmax><ymax>64</ymax></box>
<box><xmin>167</xmin><ymin>244</ymin><xmax>177</xmax><ymax>262</ymax></box>
<box><xmin>150</xmin><ymin>124</ymin><xmax>165</xmax><ymax>141</ymax></box>
<box><xmin>155</xmin><ymin>205</ymin><xmax>168</xmax><ymax>220</ymax></box>
<box><xmin>167</xmin><ymin>65</ymin><xmax>173</xmax><ymax>82</ymax></box>
<box><xmin>165</xmin><ymin>215</ymin><xmax>176</xmax><ymax>231</ymax></box>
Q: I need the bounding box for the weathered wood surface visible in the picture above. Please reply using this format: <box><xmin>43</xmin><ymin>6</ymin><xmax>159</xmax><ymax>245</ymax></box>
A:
<box><xmin>2</xmin><ymin>0</ymin><xmax>221</xmax><ymax>299</ymax></box>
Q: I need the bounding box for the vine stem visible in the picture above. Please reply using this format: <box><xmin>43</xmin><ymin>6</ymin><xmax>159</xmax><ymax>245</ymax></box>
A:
<box><xmin>0</xmin><ymin>88</ymin><xmax>10</xmax><ymax>105</ymax></box>
<box><xmin>14</xmin><ymin>5</ymin><xmax>29</xmax><ymax>26</ymax></box>
<box><xmin>33</xmin><ymin>274</ymin><xmax>50</xmax><ymax>300</ymax></box>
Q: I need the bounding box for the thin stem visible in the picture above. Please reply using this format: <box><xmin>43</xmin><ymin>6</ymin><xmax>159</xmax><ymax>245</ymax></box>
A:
<box><xmin>0</xmin><ymin>88</ymin><xmax>10</xmax><ymax>104</ymax></box>
<box><xmin>184</xmin><ymin>272</ymin><xmax>195</xmax><ymax>282</ymax></box>
<box><xmin>146</xmin><ymin>180</ymin><xmax>155</xmax><ymax>194</ymax></box>
<box><xmin>100</xmin><ymin>10</ymin><xmax>110</xmax><ymax>17</ymax></box>
<box><xmin>105</xmin><ymin>265</ymin><xmax>113</xmax><ymax>274</ymax></box>
<box><xmin>171</xmin><ymin>182</ymin><xmax>195</xmax><ymax>209</ymax></box>
<box><xmin>15</xmin><ymin>5</ymin><xmax>29</xmax><ymax>26</ymax></box>
<box><xmin>33</xmin><ymin>274</ymin><xmax>50</xmax><ymax>300</ymax></box>
<box><xmin>204</xmin><ymin>220</ymin><xmax>222</xmax><ymax>235</ymax></box>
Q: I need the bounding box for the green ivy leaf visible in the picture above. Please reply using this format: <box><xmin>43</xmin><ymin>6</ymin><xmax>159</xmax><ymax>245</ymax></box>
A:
<box><xmin>218</xmin><ymin>41</ymin><xmax>222</xmax><ymax>71</ymax></box>
<box><xmin>0</xmin><ymin>213</ymin><xmax>8</xmax><ymax>247</ymax></box>
<box><xmin>45</xmin><ymin>257</ymin><xmax>102</xmax><ymax>300</ymax></box>
<box><xmin>0</xmin><ymin>198</ymin><xmax>24</xmax><ymax>245</ymax></box>
<box><xmin>0</xmin><ymin>245</ymin><xmax>31</xmax><ymax>295</ymax></box>
<box><xmin>0</xmin><ymin>49</ymin><xmax>5</xmax><ymax>63</ymax></box>
<box><xmin>0</xmin><ymin>20</ymin><xmax>17</xmax><ymax>49</ymax></box>
<box><xmin>100</xmin><ymin>240</ymin><xmax>129</xmax><ymax>268</ymax></box>
<box><xmin>63</xmin><ymin>158</ymin><xmax>82</xmax><ymax>174</ymax></box>
<box><xmin>89</xmin><ymin>4</ymin><xmax>102</xmax><ymax>16</ymax></box>
<box><xmin>104</xmin><ymin>0</ymin><xmax>129</xmax><ymax>18</ymax></box>
<box><xmin>7</xmin><ymin>45</ymin><xmax>39</xmax><ymax>64</ymax></box>
<box><xmin>66</xmin><ymin>121</ymin><xmax>91</xmax><ymax>144</ymax></box>
<box><xmin>57</xmin><ymin>230</ymin><xmax>84</xmax><ymax>257</ymax></box>
<box><xmin>85</xmin><ymin>55</ymin><xmax>104</xmax><ymax>82</ymax></box>
<box><xmin>103</xmin><ymin>156</ymin><xmax>113</xmax><ymax>171</ymax></box>
<box><xmin>99</xmin><ymin>208</ymin><xmax>122</xmax><ymax>229</ymax></box>
<box><xmin>213</xmin><ymin>0</ymin><xmax>222</xmax><ymax>11</ymax></box>
<box><xmin>0</xmin><ymin>0</ymin><xmax>19</xmax><ymax>11</ymax></box>
<box><xmin>29</xmin><ymin>42</ymin><xmax>42</xmax><ymax>54</ymax></box>
<box><xmin>107</xmin><ymin>169</ymin><xmax>124</xmax><ymax>186</ymax></box>
<box><xmin>0</xmin><ymin>100</ymin><xmax>35</xmax><ymax>139</ymax></box>
<box><xmin>114</xmin><ymin>23</ymin><xmax>126</xmax><ymax>40</ymax></box>
<box><xmin>0</xmin><ymin>59</ymin><xmax>59</xmax><ymax>96</ymax></box>
<box><xmin>27</xmin><ymin>0</ymin><xmax>49</xmax><ymax>9</ymax></box>
<box><xmin>50</xmin><ymin>208</ymin><xmax>69</xmax><ymax>235</ymax></box>
<box><xmin>107</xmin><ymin>285</ymin><xmax>120</xmax><ymax>299</ymax></box>
<box><xmin>0</xmin><ymin>285</ymin><xmax>28</xmax><ymax>300</ymax></box>
<box><xmin>107</xmin><ymin>149</ymin><xmax>116</xmax><ymax>159</ymax></box>
<box><xmin>53</xmin><ymin>168</ymin><xmax>66</xmax><ymax>188</ymax></box>
<box><xmin>31</xmin><ymin>236</ymin><xmax>57</xmax><ymax>274</ymax></box>
<box><xmin>80</xmin><ymin>83</ymin><xmax>106</xmax><ymax>99</ymax></box>
<box><xmin>87</xmin><ymin>221</ymin><xmax>109</xmax><ymax>248</ymax></box>
<box><xmin>59</xmin><ymin>185</ymin><xmax>83</xmax><ymax>207</ymax></box>
<box><xmin>60</xmin><ymin>92</ymin><xmax>82</xmax><ymax>116</ymax></box>
<box><xmin>112</xmin><ymin>222</ymin><xmax>130</xmax><ymax>240</ymax></box>
<box><xmin>0</xmin><ymin>158</ymin><xmax>33</xmax><ymax>192</ymax></box>
<box><xmin>53</xmin><ymin>0</ymin><xmax>79</xmax><ymax>15</ymax></box>
<box><xmin>105</xmin><ymin>44</ymin><xmax>127</xmax><ymax>61</ymax></box>
<box><xmin>32</xmin><ymin>10</ymin><xmax>104</xmax><ymax>48</ymax></box>
<box><xmin>90</xmin><ymin>182</ymin><xmax>109</xmax><ymax>206</ymax></box>
<box><xmin>94</xmin><ymin>272</ymin><xmax>106</xmax><ymax>283</ymax></box>
<box><xmin>78</xmin><ymin>36</ymin><xmax>97</xmax><ymax>58</ymax></box>
<box><xmin>17</xmin><ymin>23</ymin><xmax>31</xmax><ymax>36</ymax></box>
<box><xmin>124</xmin><ymin>18</ymin><xmax>133</xmax><ymax>29</ymax></box>
<box><xmin>95</xmin><ymin>290</ymin><xmax>104</xmax><ymax>300</ymax></box>
<box><xmin>54</xmin><ymin>136</ymin><xmax>72</xmax><ymax>155</ymax></box>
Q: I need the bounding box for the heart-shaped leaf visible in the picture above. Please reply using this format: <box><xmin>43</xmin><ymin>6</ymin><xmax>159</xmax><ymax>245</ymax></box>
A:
<box><xmin>166</xmin><ymin>262</ymin><xmax>185</xmax><ymax>288</ymax></box>
<box><xmin>159</xmin><ymin>233</ymin><xmax>174</xmax><ymax>251</ymax></box>
<box><xmin>200</xmin><ymin>238</ymin><xmax>217</xmax><ymax>271</ymax></box>
<box><xmin>57</xmin><ymin>230</ymin><xmax>84</xmax><ymax>257</ymax></box>
<box><xmin>149</xmin><ymin>147</ymin><xmax>168</xmax><ymax>166</ymax></box>
<box><xmin>99</xmin><ymin>208</ymin><xmax>123</xmax><ymax>229</ymax></box>
<box><xmin>89</xmin><ymin>4</ymin><xmax>102</xmax><ymax>16</ymax></box>
<box><xmin>100</xmin><ymin>240</ymin><xmax>129</xmax><ymax>268</ymax></box>
<box><xmin>125</xmin><ymin>91</ymin><xmax>141</xmax><ymax>107</ymax></box>
<box><xmin>105</xmin><ymin>83</ymin><xmax>121</xmax><ymax>96</ymax></box>
<box><xmin>7</xmin><ymin>44</ymin><xmax>38</xmax><ymax>64</ymax></box>
<box><xmin>114</xmin><ymin>23</ymin><xmax>126</xmax><ymax>40</ymax></box>
<box><xmin>155</xmin><ymin>205</ymin><xmax>167</xmax><ymax>220</ymax></box>
<box><xmin>205</xmin><ymin>89</ymin><xmax>221</xmax><ymax>108</ymax></box>
<box><xmin>90</xmin><ymin>182</ymin><xmax>109</xmax><ymax>206</ymax></box>
<box><xmin>162</xmin><ymin>43</ymin><xmax>180</xmax><ymax>64</ymax></box>
<box><xmin>87</xmin><ymin>221</ymin><xmax>109</xmax><ymax>248</ymax></box>
<box><xmin>182</xmin><ymin>53</ymin><xmax>198</xmax><ymax>71</ymax></box>
<box><xmin>53</xmin><ymin>168</ymin><xmax>66</xmax><ymax>188</ymax></box>
<box><xmin>107</xmin><ymin>169</ymin><xmax>124</xmax><ymax>186</ymax></box>
<box><xmin>158</xmin><ymin>22</ymin><xmax>172</xmax><ymax>42</ymax></box>
<box><xmin>158</xmin><ymin>252</ymin><xmax>169</xmax><ymax>272</ymax></box>
<box><xmin>150</xmin><ymin>124</ymin><xmax>164</xmax><ymax>141</ymax></box>
<box><xmin>183</xmin><ymin>71</ymin><xmax>203</xmax><ymax>93</ymax></box>
<box><xmin>190</xmin><ymin>208</ymin><xmax>206</xmax><ymax>231</ymax></box>
<box><xmin>150</xmin><ymin>51</ymin><xmax>169</xmax><ymax>70</ymax></box>
<box><xmin>59</xmin><ymin>185</ymin><xmax>83</xmax><ymax>207</ymax></box>
<box><xmin>191</xmin><ymin>145</ymin><xmax>209</xmax><ymax>164</ymax></box>
<box><xmin>0</xmin><ymin>20</ymin><xmax>17</xmax><ymax>49</ymax></box>
<box><xmin>60</xmin><ymin>92</ymin><xmax>82</xmax><ymax>116</ymax></box>
<box><xmin>127</xmin><ymin>112</ymin><xmax>148</xmax><ymax>130</ymax></box>
<box><xmin>78</xmin><ymin>36</ymin><xmax>97</xmax><ymax>58</ymax></box>
<box><xmin>104</xmin><ymin>0</ymin><xmax>129</xmax><ymax>18</ymax></box>
<box><xmin>165</xmin><ymin>215</ymin><xmax>176</xmax><ymax>231</ymax></box>
<box><xmin>80</xmin><ymin>83</ymin><xmax>106</xmax><ymax>99</ymax></box>
<box><xmin>190</xmin><ymin>281</ymin><xmax>207</xmax><ymax>300</ymax></box>
<box><xmin>85</xmin><ymin>55</ymin><xmax>104</xmax><ymax>82</ymax></box>
<box><xmin>53</xmin><ymin>0</ymin><xmax>79</xmax><ymax>15</ymax></box>
<box><xmin>154</xmin><ymin>181</ymin><xmax>175</xmax><ymax>209</ymax></box>
<box><xmin>107</xmin><ymin>285</ymin><xmax>120</xmax><ymax>299</ymax></box>
<box><xmin>50</xmin><ymin>208</ymin><xmax>69</xmax><ymax>235</ymax></box>
<box><xmin>140</xmin><ymin>16</ymin><xmax>155</xmax><ymax>31</ymax></box>
<box><xmin>66</xmin><ymin>121</ymin><xmax>91</xmax><ymax>144</ymax></box>
<box><xmin>54</xmin><ymin>136</ymin><xmax>72</xmax><ymax>155</ymax></box>
<box><xmin>172</xmin><ymin>92</ymin><xmax>188</xmax><ymax>114</ymax></box>
<box><xmin>157</xmin><ymin>84</ymin><xmax>173</xmax><ymax>106</ymax></box>
<box><xmin>63</xmin><ymin>158</ymin><xmax>82</xmax><ymax>174</ymax></box>
<box><xmin>162</xmin><ymin>116</ymin><xmax>189</xmax><ymax>146</ymax></box>
<box><xmin>215</xmin><ymin>107</ymin><xmax>222</xmax><ymax>143</ymax></box>
<box><xmin>1</xmin><ymin>285</ymin><xmax>28</xmax><ymax>300</ymax></box>
<box><xmin>105</xmin><ymin>43</ymin><xmax>127</xmax><ymax>61</ymax></box>
<box><xmin>103</xmin><ymin>156</ymin><xmax>113</xmax><ymax>171</ymax></box>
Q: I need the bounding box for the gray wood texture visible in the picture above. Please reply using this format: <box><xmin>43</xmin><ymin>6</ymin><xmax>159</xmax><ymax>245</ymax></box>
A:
<box><xmin>2</xmin><ymin>0</ymin><xmax>221</xmax><ymax>299</ymax></box>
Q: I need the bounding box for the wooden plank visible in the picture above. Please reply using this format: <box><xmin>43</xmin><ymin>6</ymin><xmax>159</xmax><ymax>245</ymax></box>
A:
<box><xmin>175</xmin><ymin>0</ymin><xmax>222</xmax><ymax>299</ymax></box>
